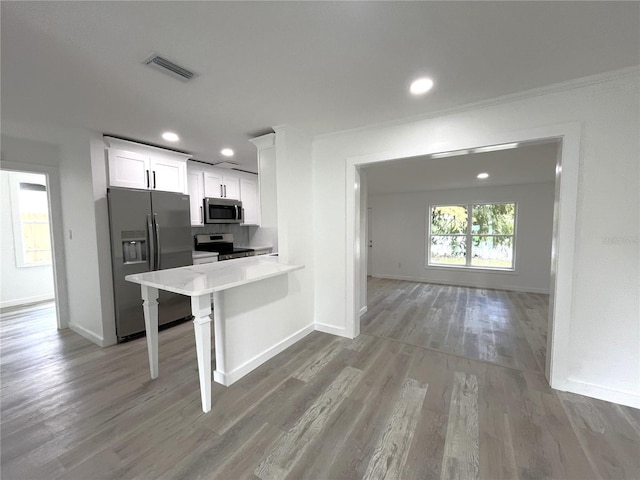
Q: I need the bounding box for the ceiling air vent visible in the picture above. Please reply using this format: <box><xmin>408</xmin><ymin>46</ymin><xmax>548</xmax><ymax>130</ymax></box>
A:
<box><xmin>143</xmin><ymin>54</ymin><xmax>197</xmax><ymax>82</ymax></box>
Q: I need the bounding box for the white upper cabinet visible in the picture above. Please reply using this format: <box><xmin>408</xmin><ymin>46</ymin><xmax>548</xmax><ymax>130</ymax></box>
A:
<box><xmin>187</xmin><ymin>168</ymin><xmax>205</xmax><ymax>226</ymax></box>
<box><xmin>187</xmin><ymin>160</ymin><xmax>260</xmax><ymax>226</ymax></box>
<box><xmin>107</xmin><ymin>149</ymin><xmax>150</xmax><ymax>190</ymax></box>
<box><xmin>150</xmin><ymin>157</ymin><xmax>187</xmax><ymax>193</ymax></box>
<box><xmin>204</xmin><ymin>168</ymin><xmax>239</xmax><ymax>200</ymax></box>
<box><xmin>239</xmin><ymin>173</ymin><xmax>259</xmax><ymax>225</ymax></box>
<box><xmin>203</xmin><ymin>170</ymin><xmax>223</xmax><ymax>198</ymax></box>
<box><xmin>105</xmin><ymin>137</ymin><xmax>190</xmax><ymax>194</ymax></box>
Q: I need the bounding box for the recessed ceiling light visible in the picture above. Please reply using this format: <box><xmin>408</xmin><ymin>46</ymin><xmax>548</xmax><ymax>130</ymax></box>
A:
<box><xmin>410</xmin><ymin>77</ymin><xmax>434</xmax><ymax>95</ymax></box>
<box><xmin>162</xmin><ymin>131</ymin><xmax>179</xmax><ymax>142</ymax></box>
<box><xmin>477</xmin><ymin>172</ymin><xmax>489</xmax><ymax>179</ymax></box>
<box><xmin>221</xmin><ymin>148</ymin><xmax>234</xmax><ymax>157</ymax></box>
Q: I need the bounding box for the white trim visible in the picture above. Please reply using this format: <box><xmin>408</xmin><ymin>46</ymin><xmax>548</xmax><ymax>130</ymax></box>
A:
<box><xmin>213</xmin><ymin>323</ymin><xmax>315</xmax><ymax>386</ymax></box>
<box><xmin>562</xmin><ymin>379</ymin><xmax>640</xmax><ymax>410</ymax></box>
<box><xmin>346</xmin><ymin>122</ymin><xmax>581</xmax><ymax>395</ymax></box>
<box><xmin>371</xmin><ymin>274</ymin><xmax>550</xmax><ymax>295</ymax></box>
<box><xmin>103</xmin><ymin>136</ymin><xmax>192</xmax><ymax>160</ymax></box>
<box><xmin>359</xmin><ymin>306</ymin><xmax>368</xmax><ymax>316</ymax></box>
<box><xmin>68</xmin><ymin>322</ymin><xmax>106</xmax><ymax>347</ymax></box>
<box><xmin>315</xmin><ymin>322</ymin><xmax>349</xmax><ymax>337</ymax></box>
<box><xmin>318</xmin><ymin>66</ymin><xmax>638</xmax><ymax>141</ymax></box>
<box><xmin>1</xmin><ymin>162</ymin><xmax>69</xmax><ymax>330</ymax></box>
<box><xmin>0</xmin><ymin>294</ymin><xmax>55</xmax><ymax>310</ymax></box>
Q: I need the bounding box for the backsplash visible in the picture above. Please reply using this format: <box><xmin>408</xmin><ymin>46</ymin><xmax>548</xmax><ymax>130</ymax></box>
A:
<box><xmin>191</xmin><ymin>224</ymin><xmax>253</xmax><ymax>247</ymax></box>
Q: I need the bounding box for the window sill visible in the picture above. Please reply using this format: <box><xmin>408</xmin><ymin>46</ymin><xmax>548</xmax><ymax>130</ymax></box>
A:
<box><xmin>425</xmin><ymin>264</ymin><xmax>517</xmax><ymax>275</ymax></box>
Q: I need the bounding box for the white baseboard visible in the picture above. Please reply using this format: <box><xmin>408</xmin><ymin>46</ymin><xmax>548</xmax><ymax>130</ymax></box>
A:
<box><xmin>562</xmin><ymin>378</ymin><xmax>640</xmax><ymax>409</ymax></box>
<box><xmin>0</xmin><ymin>294</ymin><xmax>55</xmax><ymax>310</ymax></box>
<box><xmin>214</xmin><ymin>323</ymin><xmax>315</xmax><ymax>386</ymax></box>
<box><xmin>359</xmin><ymin>306</ymin><xmax>368</xmax><ymax>316</ymax></box>
<box><xmin>68</xmin><ymin>322</ymin><xmax>106</xmax><ymax>347</ymax></box>
<box><xmin>314</xmin><ymin>322</ymin><xmax>348</xmax><ymax>337</ymax></box>
<box><xmin>371</xmin><ymin>274</ymin><xmax>550</xmax><ymax>294</ymax></box>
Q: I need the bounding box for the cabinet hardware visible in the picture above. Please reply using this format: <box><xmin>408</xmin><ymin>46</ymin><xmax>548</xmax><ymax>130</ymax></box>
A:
<box><xmin>220</xmin><ymin>184</ymin><xmax>223</xmax><ymax>197</ymax></box>
<box><xmin>200</xmin><ymin>206</ymin><xmax>203</xmax><ymax>224</ymax></box>
<box><xmin>224</xmin><ymin>185</ymin><xmax>227</xmax><ymax>197</ymax></box>
<box><xmin>153</xmin><ymin>171</ymin><xmax>156</xmax><ymax>189</ymax></box>
<box><xmin>146</xmin><ymin>170</ymin><xmax>150</xmax><ymax>188</ymax></box>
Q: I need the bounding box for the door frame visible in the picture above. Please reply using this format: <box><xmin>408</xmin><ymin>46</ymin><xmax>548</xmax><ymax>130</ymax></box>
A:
<box><xmin>345</xmin><ymin>122</ymin><xmax>581</xmax><ymax>390</ymax></box>
<box><xmin>1</xmin><ymin>161</ymin><xmax>69</xmax><ymax>329</ymax></box>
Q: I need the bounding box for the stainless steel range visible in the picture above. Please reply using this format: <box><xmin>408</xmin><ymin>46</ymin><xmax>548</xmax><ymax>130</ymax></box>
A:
<box><xmin>194</xmin><ymin>233</ymin><xmax>255</xmax><ymax>261</ymax></box>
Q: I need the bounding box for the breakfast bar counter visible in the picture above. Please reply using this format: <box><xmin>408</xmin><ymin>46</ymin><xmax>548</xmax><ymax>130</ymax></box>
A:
<box><xmin>126</xmin><ymin>256</ymin><xmax>304</xmax><ymax>412</ymax></box>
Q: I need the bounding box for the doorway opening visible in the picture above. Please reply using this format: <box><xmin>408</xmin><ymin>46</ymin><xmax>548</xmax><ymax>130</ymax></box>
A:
<box><xmin>360</xmin><ymin>141</ymin><xmax>558</xmax><ymax>374</ymax></box>
<box><xmin>347</xmin><ymin>123</ymin><xmax>580</xmax><ymax>389</ymax></box>
<box><xmin>0</xmin><ymin>170</ymin><xmax>57</xmax><ymax>329</ymax></box>
<box><xmin>0</xmin><ymin>162</ymin><xmax>69</xmax><ymax>333</ymax></box>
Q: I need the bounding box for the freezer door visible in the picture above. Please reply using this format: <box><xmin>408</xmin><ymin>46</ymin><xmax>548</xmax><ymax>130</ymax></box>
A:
<box><xmin>108</xmin><ymin>188</ymin><xmax>154</xmax><ymax>339</ymax></box>
<box><xmin>151</xmin><ymin>190</ymin><xmax>193</xmax><ymax>326</ymax></box>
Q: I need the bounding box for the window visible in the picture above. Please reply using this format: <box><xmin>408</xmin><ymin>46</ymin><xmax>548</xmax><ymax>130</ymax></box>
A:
<box><xmin>8</xmin><ymin>172</ymin><xmax>52</xmax><ymax>267</ymax></box>
<box><xmin>428</xmin><ymin>203</ymin><xmax>516</xmax><ymax>270</ymax></box>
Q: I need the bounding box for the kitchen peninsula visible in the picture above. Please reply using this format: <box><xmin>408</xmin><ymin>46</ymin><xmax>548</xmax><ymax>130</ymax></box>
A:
<box><xmin>126</xmin><ymin>255</ymin><xmax>304</xmax><ymax>412</ymax></box>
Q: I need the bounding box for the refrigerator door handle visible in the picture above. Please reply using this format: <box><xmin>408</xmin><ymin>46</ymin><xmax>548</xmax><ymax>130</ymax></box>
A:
<box><xmin>153</xmin><ymin>213</ymin><xmax>161</xmax><ymax>270</ymax></box>
<box><xmin>147</xmin><ymin>214</ymin><xmax>155</xmax><ymax>270</ymax></box>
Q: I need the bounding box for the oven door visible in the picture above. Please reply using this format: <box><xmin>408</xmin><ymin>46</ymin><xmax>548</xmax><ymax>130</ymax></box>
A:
<box><xmin>204</xmin><ymin>198</ymin><xmax>242</xmax><ymax>224</ymax></box>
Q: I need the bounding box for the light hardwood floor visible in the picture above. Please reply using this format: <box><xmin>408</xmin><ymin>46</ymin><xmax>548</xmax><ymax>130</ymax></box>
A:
<box><xmin>363</xmin><ymin>278</ymin><xmax>549</xmax><ymax>373</ymax></box>
<box><xmin>1</xmin><ymin>291</ymin><xmax>639</xmax><ymax>479</ymax></box>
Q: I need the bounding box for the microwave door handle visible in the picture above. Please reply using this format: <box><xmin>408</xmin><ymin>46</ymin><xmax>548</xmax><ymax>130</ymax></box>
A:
<box><xmin>147</xmin><ymin>214</ymin><xmax>155</xmax><ymax>270</ymax></box>
<box><xmin>153</xmin><ymin>213</ymin><xmax>161</xmax><ymax>270</ymax></box>
<box><xmin>234</xmin><ymin>205</ymin><xmax>239</xmax><ymax>221</ymax></box>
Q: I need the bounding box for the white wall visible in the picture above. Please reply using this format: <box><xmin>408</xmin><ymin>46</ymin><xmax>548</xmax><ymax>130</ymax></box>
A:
<box><xmin>0</xmin><ymin>171</ymin><xmax>55</xmax><ymax>308</ymax></box>
<box><xmin>1</xmin><ymin>123</ymin><xmax>114</xmax><ymax>346</ymax></box>
<box><xmin>312</xmin><ymin>69</ymin><xmax>640</xmax><ymax>407</ymax></box>
<box><xmin>368</xmin><ymin>182</ymin><xmax>555</xmax><ymax>293</ymax></box>
<box><xmin>274</xmin><ymin>126</ymin><xmax>315</xmax><ymax>330</ymax></box>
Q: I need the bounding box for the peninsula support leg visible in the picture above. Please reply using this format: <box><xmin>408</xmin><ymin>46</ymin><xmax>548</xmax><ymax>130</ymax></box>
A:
<box><xmin>192</xmin><ymin>294</ymin><xmax>212</xmax><ymax>413</ymax></box>
<box><xmin>141</xmin><ymin>285</ymin><xmax>159</xmax><ymax>379</ymax></box>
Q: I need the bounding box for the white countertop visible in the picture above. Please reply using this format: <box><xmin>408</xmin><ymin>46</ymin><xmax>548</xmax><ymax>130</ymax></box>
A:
<box><xmin>126</xmin><ymin>256</ymin><xmax>303</xmax><ymax>296</ymax></box>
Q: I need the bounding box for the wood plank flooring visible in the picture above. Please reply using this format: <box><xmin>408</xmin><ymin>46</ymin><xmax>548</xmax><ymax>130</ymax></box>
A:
<box><xmin>2</xmin><ymin>294</ymin><xmax>639</xmax><ymax>479</ymax></box>
<box><xmin>363</xmin><ymin>278</ymin><xmax>549</xmax><ymax>373</ymax></box>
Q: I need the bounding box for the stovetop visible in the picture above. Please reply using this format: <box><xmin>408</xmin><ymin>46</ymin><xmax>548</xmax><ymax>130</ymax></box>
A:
<box><xmin>194</xmin><ymin>233</ymin><xmax>254</xmax><ymax>256</ymax></box>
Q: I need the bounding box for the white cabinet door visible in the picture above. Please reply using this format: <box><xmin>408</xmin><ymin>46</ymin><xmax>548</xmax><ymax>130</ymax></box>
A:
<box><xmin>204</xmin><ymin>170</ymin><xmax>224</xmax><ymax>198</ymax></box>
<box><xmin>150</xmin><ymin>157</ymin><xmax>187</xmax><ymax>193</ymax></box>
<box><xmin>187</xmin><ymin>170</ymin><xmax>205</xmax><ymax>226</ymax></box>
<box><xmin>108</xmin><ymin>149</ymin><xmax>150</xmax><ymax>189</ymax></box>
<box><xmin>240</xmin><ymin>175</ymin><xmax>259</xmax><ymax>225</ymax></box>
<box><xmin>222</xmin><ymin>175</ymin><xmax>240</xmax><ymax>200</ymax></box>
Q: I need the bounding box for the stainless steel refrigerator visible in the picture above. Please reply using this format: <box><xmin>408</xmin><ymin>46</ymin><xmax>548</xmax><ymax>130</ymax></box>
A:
<box><xmin>108</xmin><ymin>187</ymin><xmax>193</xmax><ymax>342</ymax></box>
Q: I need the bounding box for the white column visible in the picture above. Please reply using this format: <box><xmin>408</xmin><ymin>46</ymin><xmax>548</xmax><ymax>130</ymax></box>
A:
<box><xmin>141</xmin><ymin>285</ymin><xmax>159</xmax><ymax>379</ymax></box>
<box><xmin>212</xmin><ymin>291</ymin><xmax>228</xmax><ymax>385</ymax></box>
<box><xmin>192</xmin><ymin>293</ymin><xmax>213</xmax><ymax>413</ymax></box>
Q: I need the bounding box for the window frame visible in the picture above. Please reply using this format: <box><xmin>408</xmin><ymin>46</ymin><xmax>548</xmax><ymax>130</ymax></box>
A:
<box><xmin>426</xmin><ymin>202</ymin><xmax>517</xmax><ymax>272</ymax></box>
<box><xmin>8</xmin><ymin>172</ymin><xmax>53</xmax><ymax>268</ymax></box>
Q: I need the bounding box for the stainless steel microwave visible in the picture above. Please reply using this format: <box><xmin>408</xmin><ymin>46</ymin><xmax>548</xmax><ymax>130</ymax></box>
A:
<box><xmin>203</xmin><ymin>197</ymin><xmax>243</xmax><ymax>224</ymax></box>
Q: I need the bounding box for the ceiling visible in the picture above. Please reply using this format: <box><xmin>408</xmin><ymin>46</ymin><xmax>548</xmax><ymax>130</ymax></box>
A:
<box><xmin>365</xmin><ymin>141</ymin><xmax>558</xmax><ymax>195</ymax></box>
<box><xmin>2</xmin><ymin>2</ymin><xmax>638</xmax><ymax>172</ymax></box>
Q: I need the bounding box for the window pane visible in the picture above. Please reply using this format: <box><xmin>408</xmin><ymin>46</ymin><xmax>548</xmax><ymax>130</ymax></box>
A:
<box><xmin>472</xmin><ymin>204</ymin><xmax>515</xmax><ymax>235</ymax></box>
<box><xmin>471</xmin><ymin>236</ymin><xmax>513</xmax><ymax>268</ymax></box>
<box><xmin>431</xmin><ymin>205</ymin><xmax>468</xmax><ymax>234</ymax></box>
<box><xmin>430</xmin><ymin>235</ymin><xmax>467</xmax><ymax>265</ymax></box>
